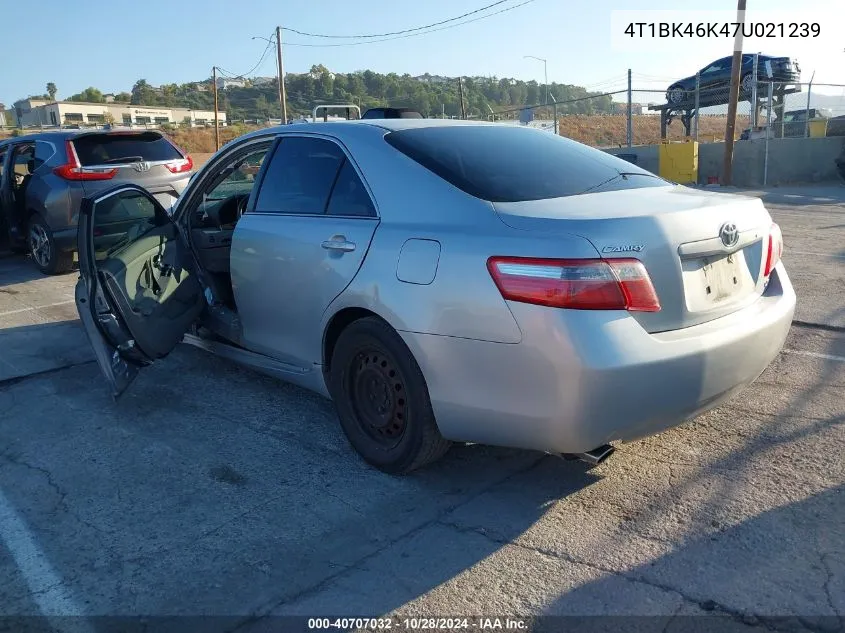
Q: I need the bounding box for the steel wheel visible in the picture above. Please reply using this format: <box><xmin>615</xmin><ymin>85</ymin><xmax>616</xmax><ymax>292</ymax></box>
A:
<box><xmin>329</xmin><ymin>317</ymin><xmax>451</xmax><ymax>473</ymax></box>
<box><xmin>29</xmin><ymin>223</ymin><xmax>51</xmax><ymax>269</ymax></box>
<box><xmin>348</xmin><ymin>348</ymin><xmax>408</xmax><ymax>448</ymax></box>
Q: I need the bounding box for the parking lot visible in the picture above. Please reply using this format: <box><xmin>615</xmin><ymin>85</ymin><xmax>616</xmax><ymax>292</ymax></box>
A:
<box><xmin>0</xmin><ymin>185</ymin><xmax>843</xmax><ymax>631</ymax></box>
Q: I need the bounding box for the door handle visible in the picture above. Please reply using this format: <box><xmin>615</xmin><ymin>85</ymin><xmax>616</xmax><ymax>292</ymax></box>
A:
<box><xmin>321</xmin><ymin>237</ymin><xmax>356</xmax><ymax>253</ymax></box>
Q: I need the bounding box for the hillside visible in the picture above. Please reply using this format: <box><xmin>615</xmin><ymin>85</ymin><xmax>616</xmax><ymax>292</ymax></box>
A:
<box><xmin>33</xmin><ymin>67</ymin><xmax>615</xmax><ymax>121</ymax></box>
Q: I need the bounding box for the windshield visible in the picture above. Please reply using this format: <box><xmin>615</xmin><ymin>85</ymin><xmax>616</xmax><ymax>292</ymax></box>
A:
<box><xmin>385</xmin><ymin>125</ymin><xmax>667</xmax><ymax>202</ymax></box>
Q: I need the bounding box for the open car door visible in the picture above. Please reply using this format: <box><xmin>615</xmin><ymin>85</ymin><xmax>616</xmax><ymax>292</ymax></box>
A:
<box><xmin>75</xmin><ymin>184</ymin><xmax>205</xmax><ymax>397</ymax></box>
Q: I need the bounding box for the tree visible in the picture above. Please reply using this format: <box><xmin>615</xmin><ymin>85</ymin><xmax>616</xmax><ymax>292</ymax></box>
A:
<box><xmin>46</xmin><ymin>83</ymin><xmax>57</xmax><ymax>101</ymax></box>
<box><xmin>114</xmin><ymin>92</ymin><xmax>132</xmax><ymax>103</ymax></box>
<box><xmin>255</xmin><ymin>94</ymin><xmax>271</xmax><ymax>118</ymax></box>
<box><xmin>68</xmin><ymin>87</ymin><xmax>104</xmax><ymax>103</ymax></box>
<box><xmin>130</xmin><ymin>79</ymin><xmax>157</xmax><ymax>106</ymax></box>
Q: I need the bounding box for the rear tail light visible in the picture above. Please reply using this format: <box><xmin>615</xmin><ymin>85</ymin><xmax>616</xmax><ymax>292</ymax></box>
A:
<box><xmin>487</xmin><ymin>257</ymin><xmax>661</xmax><ymax>312</ymax></box>
<box><xmin>53</xmin><ymin>140</ymin><xmax>117</xmax><ymax>181</ymax></box>
<box><xmin>165</xmin><ymin>155</ymin><xmax>193</xmax><ymax>174</ymax></box>
<box><xmin>763</xmin><ymin>222</ymin><xmax>783</xmax><ymax>277</ymax></box>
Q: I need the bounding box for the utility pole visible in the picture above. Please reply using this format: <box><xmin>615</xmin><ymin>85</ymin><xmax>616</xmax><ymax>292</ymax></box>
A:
<box><xmin>722</xmin><ymin>0</ymin><xmax>747</xmax><ymax>186</ymax></box>
<box><xmin>458</xmin><ymin>77</ymin><xmax>466</xmax><ymax>120</ymax></box>
<box><xmin>212</xmin><ymin>66</ymin><xmax>220</xmax><ymax>151</ymax></box>
<box><xmin>626</xmin><ymin>68</ymin><xmax>632</xmax><ymax>148</ymax></box>
<box><xmin>276</xmin><ymin>26</ymin><xmax>288</xmax><ymax>123</ymax></box>
<box><xmin>693</xmin><ymin>72</ymin><xmax>701</xmax><ymax>140</ymax></box>
<box><xmin>524</xmin><ymin>56</ymin><xmax>548</xmax><ymax>106</ymax></box>
<box><xmin>750</xmin><ymin>52</ymin><xmax>759</xmax><ymax>127</ymax></box>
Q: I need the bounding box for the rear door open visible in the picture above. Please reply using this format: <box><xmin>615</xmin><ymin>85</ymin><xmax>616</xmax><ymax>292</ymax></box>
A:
<box><xmin>75</xmin><ymin>184</ymin><xmax>204</xmax><ymax>397</ymax></box>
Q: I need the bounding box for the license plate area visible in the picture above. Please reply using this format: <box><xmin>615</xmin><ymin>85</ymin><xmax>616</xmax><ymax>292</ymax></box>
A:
<box><xmin>682</xmin><ymin>250</ymin><xmax>755</xmax><ymax>312</ymax></box>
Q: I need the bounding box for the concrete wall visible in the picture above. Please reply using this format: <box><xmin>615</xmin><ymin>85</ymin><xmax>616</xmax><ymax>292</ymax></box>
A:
<box><xmin>606</xmin><ymin>137</ymin><xmax>844</xmax><ymax>187</ymax></box>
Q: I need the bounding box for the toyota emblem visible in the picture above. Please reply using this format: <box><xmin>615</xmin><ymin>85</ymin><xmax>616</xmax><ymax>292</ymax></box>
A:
<box><xmin>719</xmin><ymin>222</ymin><xmax>739</xmax><ymax>248</ymax></box>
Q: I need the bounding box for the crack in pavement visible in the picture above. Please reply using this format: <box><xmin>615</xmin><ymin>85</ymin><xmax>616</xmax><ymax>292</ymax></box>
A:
<box><xmin>222</xmin><ymin>455</ymin><xmax>550</xmax><ymax>633</ymax></box>
<box><xmin>0</xmin><ymin>360</ymin><xmax>96</xmax><ymax>391</ymax></box>
<box><xmin>0</xmin><ymin>452</ymin><xmax>69</xmax><ymax>513</ymax></box>
<box><xmin>819</xmin><ymin>553</ymin><xmax>840</xmax><ymax>618</ymax></box>
<box><xmin>435</xmin><ymin>519</ymin><xmax>813</xmax><ymax>631</ymax></box>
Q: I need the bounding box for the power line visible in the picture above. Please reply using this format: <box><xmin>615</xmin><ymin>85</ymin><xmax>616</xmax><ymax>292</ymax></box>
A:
<box><xmin>284</xmin><ymin>0</ymin><xmax>538</xmax><ymax>48</ymax></box>
<box><xmin>218</xmin><ymin>34</ymin><xmax>276</xmax><ymax>79</ymax></box>
<box><xmin>283</xmin><ymin>0</ymin><xmax>512</xmax><ymax>38</ymax></box>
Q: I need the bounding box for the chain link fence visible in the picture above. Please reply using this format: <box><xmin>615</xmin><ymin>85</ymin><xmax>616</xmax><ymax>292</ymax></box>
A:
<box><xmin>488</xmin><ymin>79</ymin><xmax>844</xmax><ymax>149</ymax></box>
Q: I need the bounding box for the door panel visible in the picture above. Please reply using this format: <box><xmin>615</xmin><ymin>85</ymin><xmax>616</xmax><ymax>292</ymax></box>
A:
<box><xmin>98</xmin><ymin>226</ymin><xmax>204</xmax><ymax>358</ymax></box>
<box><xmin>76</xmin><ymin>185</ymin><xmax>204</xmax><ymax>396</ymax></box>
<box><xmin>231</xmin><ymin>214</ymin><xmax>378</xmax><ymax>365</ymax></box>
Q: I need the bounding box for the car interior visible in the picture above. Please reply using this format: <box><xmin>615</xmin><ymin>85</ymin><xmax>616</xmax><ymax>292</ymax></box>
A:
<box><xmin>10</xmin><ymin>143</ymin><xmax>35</xmax><ymax>219</ymax></box>
<box><xmin>187</xmin><ymin>145</ymin><xmax>270</xmax><ymax>310</ymax></box>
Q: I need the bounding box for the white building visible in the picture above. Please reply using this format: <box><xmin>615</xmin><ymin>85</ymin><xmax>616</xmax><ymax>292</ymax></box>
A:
<box><xmin>215</xmin><ymin>77</ymin><xmax>246</xmax><ymax>90</ymax></box>
<box><xmin>12</xmin><ymin>99</ymin><xmax>225</xmax><ymax>128</ymax></box>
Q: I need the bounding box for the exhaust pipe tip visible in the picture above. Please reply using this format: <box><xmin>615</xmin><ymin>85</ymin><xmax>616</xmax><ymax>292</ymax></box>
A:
<box><xmin>562</xmin><ymin>444</ymin><xmax>615</xmax><ymax>466</ymax></box>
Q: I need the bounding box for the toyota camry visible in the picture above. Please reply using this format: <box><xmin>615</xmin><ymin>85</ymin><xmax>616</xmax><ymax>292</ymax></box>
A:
<box><xmin>75</xmin><ymin>119</ymin><xmax>795</xmax><ymax>473</ymax></box>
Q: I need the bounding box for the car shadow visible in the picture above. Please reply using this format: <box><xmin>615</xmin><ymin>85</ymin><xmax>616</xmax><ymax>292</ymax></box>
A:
<box><xmin>0</xmin><ymin>253</ymin><xmax>60</xmax><ymax>288</ymax></box>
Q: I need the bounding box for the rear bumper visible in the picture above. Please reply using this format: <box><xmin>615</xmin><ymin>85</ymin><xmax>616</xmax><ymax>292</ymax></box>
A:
<box><xmin>402</xmin><ymin>263</ymin><xmax>795</xmax><ymax>454</ymax></box>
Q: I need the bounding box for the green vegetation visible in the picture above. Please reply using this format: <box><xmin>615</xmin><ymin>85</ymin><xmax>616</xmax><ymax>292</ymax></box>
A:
<box><xmin>37</xmin><ymin>66</ymin><xmax>613</xmax><ymax>120</ymax></box>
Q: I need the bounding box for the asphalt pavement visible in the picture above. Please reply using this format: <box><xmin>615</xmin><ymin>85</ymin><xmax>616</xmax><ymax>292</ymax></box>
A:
<box><xmin>0</xmin><ymin>184</ymin><xmax>842</xmax><ymax>633</ymax></box>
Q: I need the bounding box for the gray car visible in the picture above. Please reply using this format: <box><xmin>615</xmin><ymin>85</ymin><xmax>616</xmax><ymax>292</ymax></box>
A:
<box><xmin>75</xmin><ymin>119</ymin><xmax>795</xmax><ymax>474</ymax></box>
<box><xmin>0</xmin><ymin>129</ymin><xmax>192</xmax><ymax>274</ymax></box>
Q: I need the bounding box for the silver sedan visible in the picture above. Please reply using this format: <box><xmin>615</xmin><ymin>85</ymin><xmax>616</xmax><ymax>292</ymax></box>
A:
<box><xmin>75</xmin><ymin>119</ymin><xmax>795</xmax><ymax>473</ymax></box>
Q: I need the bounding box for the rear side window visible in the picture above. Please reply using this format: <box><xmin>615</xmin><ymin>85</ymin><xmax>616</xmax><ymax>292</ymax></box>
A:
<box><xmin>326</xmin><ymin>160</ymin><xmax>376</xmax><ymax>217</ymax></box>
<box><xmin>384</xmin><ymin>125</ymin><xmax>667</xmax><ymax>202</ymax></box>
<box><xmin>254</xmin><ymin>137</ymin><xmax>345</xmax><ymax>215</ymax></box>
<box><xmin>72</xmin><ymin>132</ymin><xmax>182</xmax><ymax>166</ymax></box>
<box><xmin>34</xmin><ymin>140</ymin><xmax>56</xmax><ymax>169</ymax></box>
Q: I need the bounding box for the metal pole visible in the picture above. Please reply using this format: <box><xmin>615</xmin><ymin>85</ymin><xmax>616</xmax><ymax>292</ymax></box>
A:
<box><xmin>804</xmin><ymin>72</ymin><xmax>814</xmax><ymax>138</ymax></box>
<box><xmin>722</xmin><ymin>0</ymin><xmax>746</xmax><ymax>186</ymax></box>
<box><xmin>693</xmin><ymin>72</ymin><xmax>700</xmax><ymax>141</ymax></box>
<box><xmin>458</xmin><ymin>77</ymin><xmax>466</xmax><ymax>120</ymax></box>
<box><xmin>626</xmin><ymin>68</ymin><xmax>632</xmax><ymax>148</ymax></box>
<box><xmin>544</xmin><ymin>59</ymin><xmax>548</xmax><ymax>106</ymax></box>
<box><xmin>276</xmin><ymin>27</ymin><xmax>288</xmax><ymax>124</ymax></box>
<box><xmin>750</xmin><ymin>53</ymin><xmax>759</xmax><ymax>128</ymax></box>
<box><xmin>212</xmin><ymin>66</ymin><xmax>220</xmax><ymax>151</ymax></box>
<box><xmin>764</xmin><ymin>81</ymin><xmax>773</xmax><ymax>186</ymax></box>
<box><xmin>554</xmin><ymin>99</ymin><xmax>558</xmax><ymax>135</ymax></box>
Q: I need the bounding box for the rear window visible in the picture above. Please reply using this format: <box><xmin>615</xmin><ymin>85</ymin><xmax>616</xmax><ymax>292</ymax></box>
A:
<box><xmin>384</xmin><ymin>125</ymin><xmax>667</xmax><ymax>202</ymax></box>
<box><xmin>363</xmin><ymin>108</ymin><xmax>423</xmax><ymax>119</ymax></box>
<box><xmin>72</xmin><ymin>132</ymin><xmax>183</xmax><ymax>166</ymax></box>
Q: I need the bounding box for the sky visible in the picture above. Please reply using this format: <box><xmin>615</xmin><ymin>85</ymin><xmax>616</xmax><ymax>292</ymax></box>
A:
<box><xmin>2</xmin><ymin>0</ymin><xmax>843</xmax><ymax>108</ymax></box>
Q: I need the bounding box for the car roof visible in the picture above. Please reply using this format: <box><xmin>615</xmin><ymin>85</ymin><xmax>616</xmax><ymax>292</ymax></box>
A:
<box><xmin>228</xmin><ymin>118</ymin><xmax>520</xmax><ymax>146</ymax></box>
<box><xmin>261</xmin><ymin>118</ymin><xmax>495</xmax><ymax>136</ymax></box>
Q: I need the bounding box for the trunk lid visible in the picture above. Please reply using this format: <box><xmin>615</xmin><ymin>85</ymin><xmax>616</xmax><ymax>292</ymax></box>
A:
<box><xmin>494</xmin><ymin>185</ymin><xmax>773</xmax><ymax>333</ymax></box>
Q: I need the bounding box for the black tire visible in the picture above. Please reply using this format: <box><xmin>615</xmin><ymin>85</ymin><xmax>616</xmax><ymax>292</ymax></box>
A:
<box><xmin>667</xmin><ymin>85</ymin><xmax>685</xmax><ymax>105</ymax></box>
<box><xmin>28</xmin><ymin>213</ymin><xmax>73</xmax><ymax>275</ymax></box>
<box><xmin>741</xmin><ymin>73</ymin><xmax>753</xmax><ymax>94</ymax></box>
<box><xmin>328</xmin><ymin>317</ymin><xmax>451</xmax><ymax>474</ymax></box>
